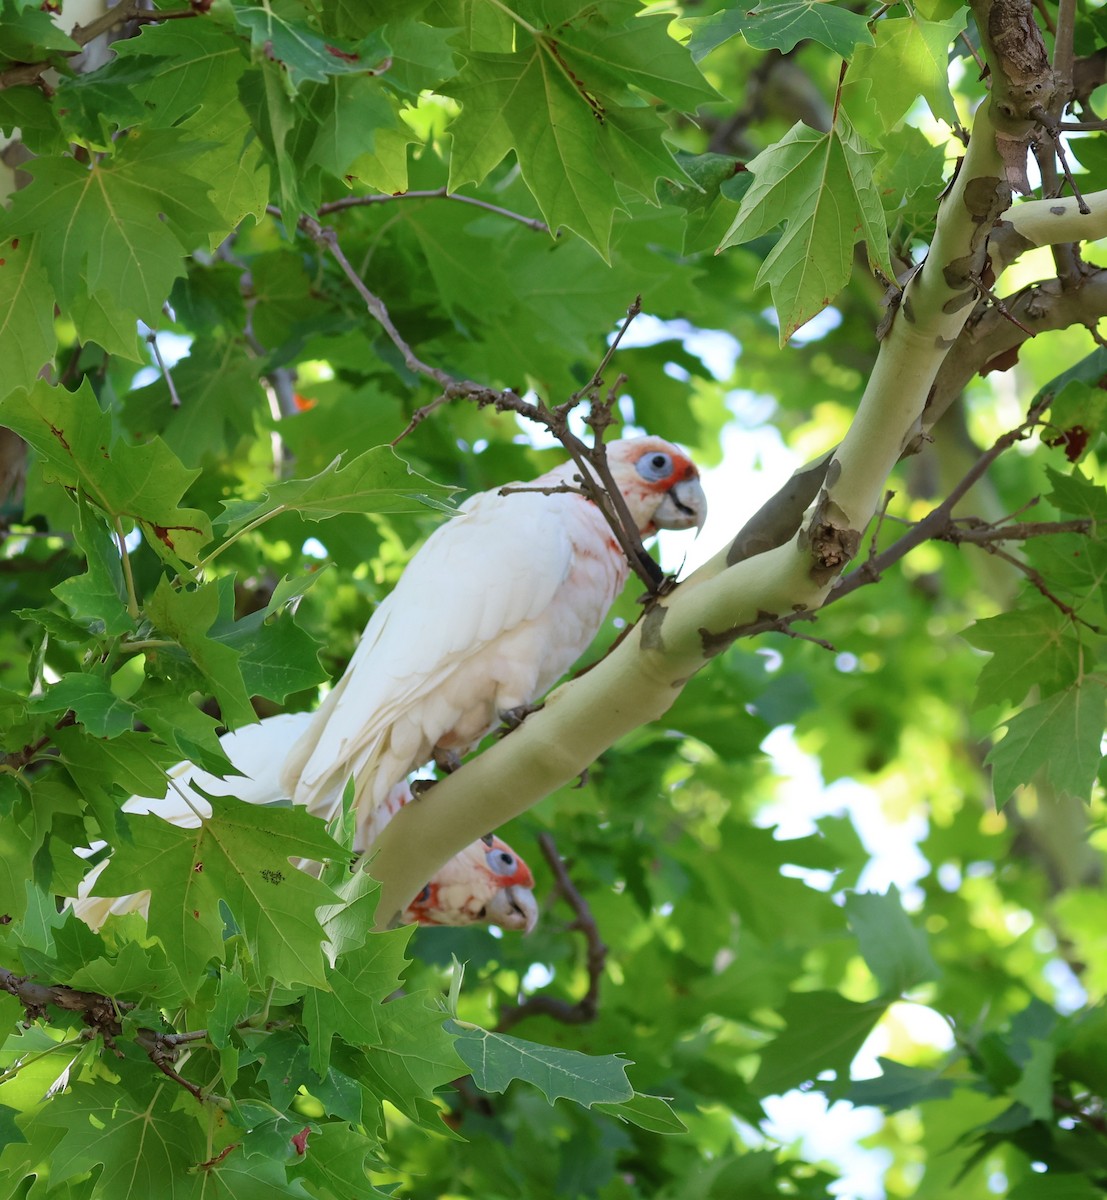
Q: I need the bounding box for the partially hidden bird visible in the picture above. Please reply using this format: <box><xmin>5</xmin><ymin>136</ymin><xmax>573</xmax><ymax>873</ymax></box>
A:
<box><xmin>280</xmin><ymin>436</ymin><xmax>706</xmax><ymax>843</ymax></box>
<box><xmin>70</xmin><ymin>712</ymin><xmax>538</xmax><ymax>933</ymax></box>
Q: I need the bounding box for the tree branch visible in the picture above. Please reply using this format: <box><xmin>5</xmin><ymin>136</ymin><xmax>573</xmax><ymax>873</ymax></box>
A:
<box><xmin>0</xmin><ymin>966</ymin><xmax>226</xmax><ymax>1106</ymax></box>
<box><xmin>496</xmin><ymin>834</ymin><xmax>607</xmax><ymax>1031</ymax></box>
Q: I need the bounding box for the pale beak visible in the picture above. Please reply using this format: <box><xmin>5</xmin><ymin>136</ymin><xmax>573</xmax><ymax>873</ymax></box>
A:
<box><xmin>655</xmin><ymin>476</ymin><xmax>707</xmax><ymax>532</ymax></box>
<box><xmin>487</xmin><ymin>885</ymin><xmax>539</xmax><ymax>933</ymax></box>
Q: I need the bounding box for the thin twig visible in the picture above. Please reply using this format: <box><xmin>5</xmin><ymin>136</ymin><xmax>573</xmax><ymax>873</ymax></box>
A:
<box><xmin>970</xmin><ymin>274</ymin><xmax>1038</xmax><ymax>336</ymax></box>
<box><xmin>832</xmin><ymin>392</ymin><xmax>1054</xmax><ymax>601</ymax></box>
<box><xmin>942</xmin><ymin>534</ymin><xmax>1099</xmax><ymax>630</ymax></box>
<box><xmin>943</xmin><ymin>518</ymin><xmax>1091</xmax><ymax>542</ymax></box>
<box><xmin>315</xmin><ymin>189</ymin><xmax>550</xmax><ymax>234</ymax></box>
<box><xmin>147</xmin><ymin>333</ymin><xmax>182</xmax><ymax>409</ymax></box>
<box><xmin>496</xmin><ymin>834</ymin><xmax>607</xmax><ymax>1031</ymax></box>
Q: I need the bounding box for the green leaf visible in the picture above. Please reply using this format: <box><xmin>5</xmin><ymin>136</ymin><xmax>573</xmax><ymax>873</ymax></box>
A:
<box><xmin>0</xmin><ymin>235</ymin><xmax>56</xmax><ymax>402</ymax></box>
<box><xmin>451</xmin><ymin>1021</ymin><xmax>635</xmax><ymax>1107</ymax></box>
<box><xmin>754</xmin><ymin>991</ymin><xmax>888</xmax><ymax>1097</ymax></box>
<box><xmin>594</xmin><ymin>1091</ymin><xmax>688</xmax><ymax>1133</ymax></box>
<box><xmin>94</xmin><ymin>794</ymin><xmax>345</xmax><ymax>990</ymax></box>
<box><xmin>718</xmin><ymin>116</ymin><xmax>893</xmax><ymax>343</ymax></box>
<box><xmin>987</xmin><ymin>679</ymin><xmax>1106</xmax><ymax>804</ymax></box>
<box><xmin>355</xmin><ymin>996</ymin><xmax>466</xmax><ymax>1126</ymax></box>
<box><xmin>0</xmin><ymin>378</ymin><xmax>213</xmax><ymax>563</ymax></box>
<box><xmin>28</xmin><ymin>672</ymin><xmax>135</xmax><ymax>738</ymax></box>
<box><xmin>963</xmin><ymin>605</ymin><xmax>1082</xmax><ymax>707</ymax></box>
<box><xmin>445</xmin><ymin>7</ymin><xmax>699</xmax><ymax>256</ymax></box>
<box><xmin>847</xmin><ymin>1057</ymin><xmax>956</xmax><ymax>1113</ymax></box>
<box><xmin>146</xmin><ymin>578</ymin><xmax>255</xmax><ymax>726</ymax></box>
<box><xmin>1045</xmin><ymin>465</ymin><xmax>1107</xmax><ymax>526</ymax></box>
<box><xmin>234</xmin><ymin>5</ymin><xmax>390</xmax><ymax>89</ymax></box>
<box><xmin>554</xmin><ymin>1</ymin><xmax>718</xmax><ymax>111</ymax></box>
<box><xmin>1011</xmin><ymin>1038</ymin><xmax>1056</xmax><ymax>1122</ymax></box>
<box><xmin>51</xmin><ymin>497</ymin><xmax>133</xmax><ymax>637</ymax></box>
<box><xmin>2</xmin><ymin>136</ymin><xmax>227</xmax><ymax>327</ymax></box>
<box><xmin>214</xmin><ymin>445</ymin><xmax>456</xmax><ymax>535</ymax></box>
<box><xmin>843</xmin><ymin>12</ymin><xmax>966</xmax><ymax>130</ymax></box>
<box><xmin>845</xmin><ymin>886</ymin><xmax>940</xmax><ymax>997</ymax></box>
<box><xmin>287</xmin><ymin>1122</ymin><xmax>389</xmax><ymax>1198</ymax></box>
<box><xmin>1042</xmin><ymin>379</ymin><xmax>1107</xmax><ymax>463</ymax></box>
<box><xmin>64</xmin><ymin>939</ymin><xmax>181</xmax><ymax>1003</ymax></box>
<box><xmin>28</xmin><ymin>1057</ymin><xmax>201</xmax><ymax>1198</ymax></box>
<box><xmin>688</xmin><ymin>1</ymin><xmax>875</xmax><ymax>59</ymax></box>
<box><xmin>303</xmin><ymin>928</ymin><xmax>410</xmax><ymax>1075</ymax></box>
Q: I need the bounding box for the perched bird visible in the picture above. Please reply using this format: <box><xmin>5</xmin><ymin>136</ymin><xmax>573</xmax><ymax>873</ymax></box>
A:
<box><xmin>70</xmin><ymin>713</ymin><xmax>538</xmax><ymax>933</ymax></box>
<box><xmin>281</xmin><ymin>436</ymin><xmax>706</xmax><ymax>839</ymax></box>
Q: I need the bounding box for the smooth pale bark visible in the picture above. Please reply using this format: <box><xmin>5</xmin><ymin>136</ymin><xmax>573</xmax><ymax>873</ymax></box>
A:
<box><xmin>370</xmin><ymin>93</ymin><xmax>1103</xmax><ymax>925</ymax></box>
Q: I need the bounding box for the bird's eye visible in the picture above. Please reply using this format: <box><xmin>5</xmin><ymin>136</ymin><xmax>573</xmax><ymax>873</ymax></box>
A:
<box><xmin>416</xmin><ymin>884</ymin><xmax>431</xmax><ymax>902</ymax></box>
<box><xmin>636</xmin><ymin>451</ymin><xmax>673</xmax><ymax>481</ymax></box>
<box><xmin>485</xmin><ymin>848</ymin><xmax>515</xmax><ymax>873</ymax></box>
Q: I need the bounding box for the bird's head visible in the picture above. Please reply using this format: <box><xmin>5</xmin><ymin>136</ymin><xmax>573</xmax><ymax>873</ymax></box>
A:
<box><xmin>605</xmin><ymin>437</ymin><xmax>707</xmax><ymax>536</ymax></box>
<box><xmin>404</xmin><ymin>834</ymin><xmax>538</xmax><ymax>933</ymax></box>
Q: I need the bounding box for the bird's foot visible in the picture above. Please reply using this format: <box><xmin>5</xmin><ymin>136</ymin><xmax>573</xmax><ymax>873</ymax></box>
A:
<box><xmin>409</xmin><ymin>777</ymin><xmax>438</xmax><ymax>799</ymax></box>
<box><xmin>432</xmin><ymin>748</ymin><xmax>463</xmax><ymax>775</ymax></box>
<box><xmin>497</xmin><ymin>702</ymin><xmax>543</xmax><ymax>736</ymax></box>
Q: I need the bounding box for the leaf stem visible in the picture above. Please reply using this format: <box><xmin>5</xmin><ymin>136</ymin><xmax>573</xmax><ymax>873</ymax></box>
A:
<box><xmin>113</xmin><ymin>516</ymin><xmax>140</xmax><ymax>620</ymax></box>
<box><xmin>0</xmin><ymin>1035</ymin><xmax>85</xmax><ymax>1087</ymax></box>
<box><xmin>482</xmin><ymin>0</ymin><xmax>539</xmax><ymax>36</ymax></box>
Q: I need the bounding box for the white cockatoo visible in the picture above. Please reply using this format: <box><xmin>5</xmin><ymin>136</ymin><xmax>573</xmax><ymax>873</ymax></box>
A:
<box><xmin>280</xmin><ymin>436</ymin><xmax>706</xmax><ymax>839</ymax></box>
<box><xmin>70</xmin><ymin>713</ymin><xmax>538</xmax><ymax>933</ymax></box>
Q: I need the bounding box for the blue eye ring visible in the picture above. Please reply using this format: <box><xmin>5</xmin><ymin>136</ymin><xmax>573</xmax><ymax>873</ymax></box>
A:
<box><xmin>636</xmin><ymin>451</ymin><xmax>673</xmax><ymax>481</ymax></box>
<box><xmin>486</xmin><ymin>848</ymin><xmax>515</xmax><ymax>873</ymax></box>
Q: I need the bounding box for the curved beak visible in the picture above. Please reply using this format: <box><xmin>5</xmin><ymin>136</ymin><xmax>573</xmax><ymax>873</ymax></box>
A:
<box><xmin>486</xmin><ymin>885</ymin><xmax>539</xmax><ymax>933</ymax></box>
<box><xmin>654</xmin><ymin>476</ymin><xmax>707</xmax><ymax>532</ymax></box>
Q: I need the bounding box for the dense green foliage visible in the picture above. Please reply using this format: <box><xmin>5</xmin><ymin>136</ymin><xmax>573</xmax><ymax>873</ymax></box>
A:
<box><xmin>0</xmin><ymin>0</ymin><xmax>1106</xmax><ymax>1195</ymax></box>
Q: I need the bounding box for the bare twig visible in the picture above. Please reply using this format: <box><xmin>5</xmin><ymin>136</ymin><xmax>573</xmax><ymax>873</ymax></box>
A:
<box><xmin>941</xmin><ymin>533</ymin><xmax>1099</xmax><ymax>629</ymax></box>
<box><xmin>496</xmin><ymin>834</ymin><xmax>607</xmax><ymax>1031</ymax></box>
<box><xmin>315</xmin><ymin>188</ymin><xmax>550</xmax><ymax>234</ymax></box>
<box><xmin>146</xmin><ymin>333</ymin><xmax>182</xmax><ymax>409</ymax></box>
<box><xmin>831</xmin><ymin>393</ymin><xmax>1054</xmax><ymax>601</ymax></box>
<box><xmin>970</xmin><ymin>274</ymin><xmax>1038</xmax><ymax>336</ymax></box>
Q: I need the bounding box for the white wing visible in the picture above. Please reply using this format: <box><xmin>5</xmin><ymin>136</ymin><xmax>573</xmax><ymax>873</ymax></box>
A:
<box><xmin>281</xmin><ymin>488</ymin><xmax>586</xmax><ymax>820</ymax></box>
<box><xmin>69</xmin><ymin>713</ymin><xmax>312</xmax><ymax>930</ymax></box>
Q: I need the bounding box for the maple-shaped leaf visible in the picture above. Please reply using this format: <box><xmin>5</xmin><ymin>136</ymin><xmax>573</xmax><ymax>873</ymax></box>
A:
<box><xmin>359</xmin><ymin>996</ymin><xmax>467</xmax><ymax>1127</ymax></box>
<box><xmin>27</xmin><ymin>1053</ymin><xmax>202</xmax><ymax>1198</ymax></box>
<box><xmin>303</xmin><ymin>926</ymin><xmax>411</xmax><ymax>1075</ymax></box>
<box><xmin>987</xmin><ymin>679</ymin><xmax>1106</xmax><ymax>806</ymax></box>
<box><xmin>93</xmin><ymin>794</ymin><xmax>344</xmax><ymax>991</ymax></box>
<box><xmin>754</xmin><ymin>991</ymin><xmax>888</xmax><ymax>1098</ymax></box>
<box><xmin>28</xmin><ymin>672</ymin><xmax>136</xmax><ymax>739</ymax></box>
<box><xmin>451</xmin><ymin>1020</ymin><xmax>635</xmax><ymax>1107</ymax></box>
<box><xmin>234</xmin><ymin>4</ymin><xmax>390</xmax><ymax>90</ymax></box>
<box><xmin>214</xmin><ymin>445</ymin><xmax>455</xmax><ymax>536</ymax></box>
<box><xmin>717</xmin><ymin>116</ymin><xmax>893</xmax><ymax>343</ymax></box>
<box><xmin>145</xmin><ymin>578</ymin><xmax>255</xmax><ymax>727</ymax></box>
<box><xmin>0</xmin><ymin>378</ymin><xmax>213</xmax><ymax>564</ymax></box>
<box><xmin>0</xmin><ymin>235</ymin><xmax>55</xmax><ymax>400</ymax></box>
<box><xmin>845</xmin><ymin>887</ymin><xmax>940</xmax><ymax>997</ymax></box>
<box><xmin>688</xmin><ymin>0</ymin><xmax>875</xmax><ymax>60</ymax></box>
<box><xmin>1</xmin><ymin>135</ymin><xmax>227</xmax><ymax>329</ymax></box>
<box><xmin>445</xmin><ymin>2</ymin><xmax>708</xmax><ymax>255</ymax></box>
<box><xmin>963</xmin><ymin>605</ymin><xmax>1083</xmax><ymax>708</ymax></box>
